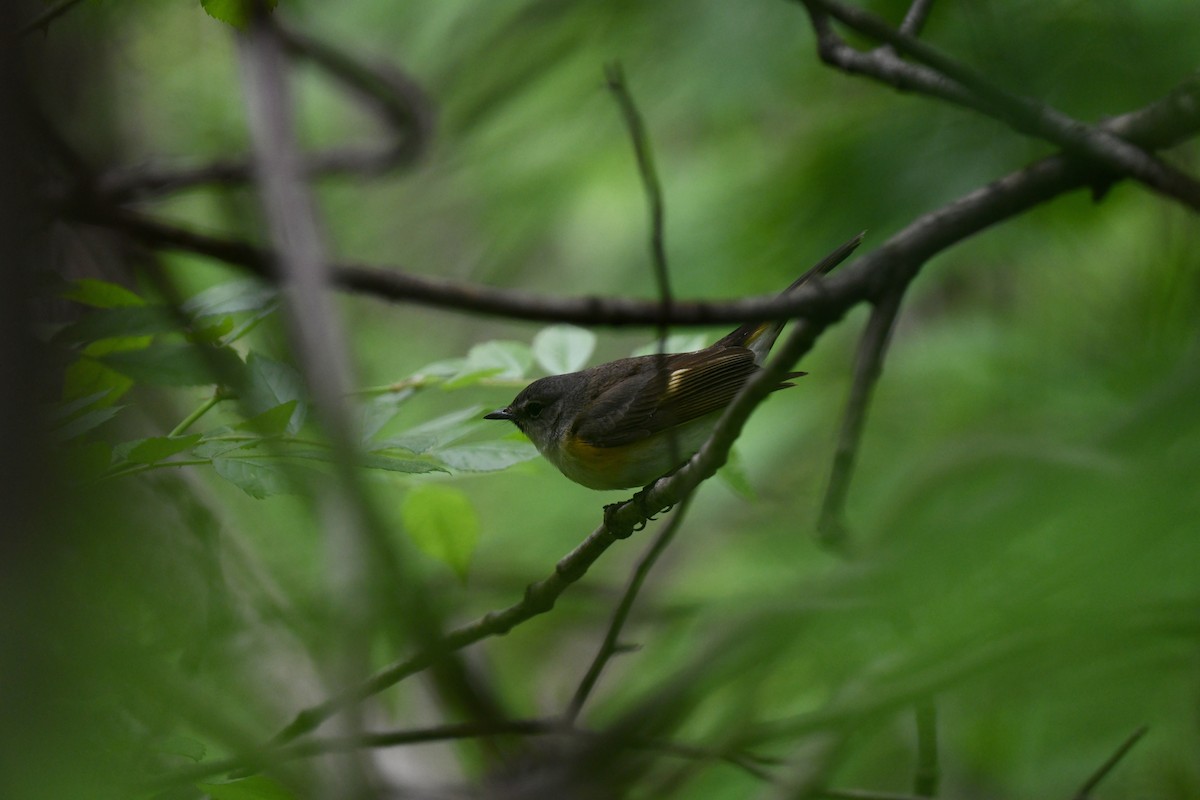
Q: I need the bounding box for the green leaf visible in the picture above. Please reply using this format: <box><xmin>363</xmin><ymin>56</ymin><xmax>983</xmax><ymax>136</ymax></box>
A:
<box><xmin>98</xmin><ymin>343</ymin><xmax>243</xmax><ymax>387</ymax></box>
<box><xmin>182</xmin><ymin>279</ymin><xmax>278</xmax><ymax>317</ymax></box>
<box><xmin>53</xmin><ymin>306</ymin><xmax>180</xmax><ymax>345</ymax></box>
<box><xmin>242</xmin><ymin>353</ymin><xmax>307</xmax><ymax>433</ymax></box>
<box><xmin>199</xmin><ymin>775</ymin><xmax>297</xmax><ymax>800</ymax></box>
<box><xmin>631</xmin><ymin>333</ymin><xmax>710</xmax><ymax>357</ymax></box>
<box><xmin>64</xmin><ymin>357</ymin><xmax>134</xmax><ymax>405</ymax></box>
<box><xmin>443</xmin><ymin>341</ymin><xmax>533</xmax><ymax>388</ymax></box>
<box><xmin>193</xmin><ymin>436</ymin><xmax>255</xmax><ymax>459</ymax></box>
<box><xmin>51</xmin><ymin>404</ymin><xmax>124</xmax><ymax>441</ymax></box>
<box><xmin>359</xmin><ymin>454</ymin><xmax>446</xmax><ymax>475</ymax></box>
<box><xmin>235</xmin><ymin>401</ymin><xmax>298</xmax><ymax>437</ymax></box>
<box><xmin>200</xmin><ymin>0</ymin><xmax>277</xmax><ymax>30</ymax></box>
<box><xmin>533</xmin><ymin>325</ymin><xmax>595</xmax><ymax>375</ymax></box>
<box><xmin>376</xmin><ymin>406</ymin><xmax>484</xmax><ymax>453</ymax></box>
<box><xmin>358</xmin><ymin>390</ymin><xmax>414</xmax><ymax>443</ymax></box>
<box><xmin>60</xmin><ymin>278</ymin><xmax>144</xmax><ymax>309</ymax></box>
<box><xmin>50</xmin><ymin>390</ymin><xmax>113</xmax><ymax>421</ymax></box>
<box><xmin>409</xmin><ymin>357</ymin><xmax>465</xmax><ymax>379</ymax></box>
<box><xmin>125</xmin><ymin>435</ymin><xmax>202</xmax><ymax>464</ymax></box>
<box><xmin>432</xmin><ymin>440</ymin><xmax>540</xmax><ymax>472</ymax></box>
<box><xmin>718</xmin><ymin>447</ymin><xmax>756</xmax><ymax>500</ymax></box>
<box><xmin>156</xmin><ymin>734</ymin><xmax>207</xmax><ymax>763</ymax></box>
<box><xmin>402</xmin><ymin>485</ymin><xmax>480</xmax><ymax>581</ymax></box>
<box><xmin>212</xmin><ymin>457</ymin><xmax>294</xmax><ymax>499</ymax></box>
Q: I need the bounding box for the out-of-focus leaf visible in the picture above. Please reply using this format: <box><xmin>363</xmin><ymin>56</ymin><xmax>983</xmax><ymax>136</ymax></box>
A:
<box><xmin>211</xmin><ymin>457</ymin><xmax>294</xmax><ymax>499</ymax></box>
<box><xmin>51</xmin><ymin>405</ymin><xmax>124</xmax><ymax>441</ymax></box>
<box><xmin>200</xmin><ymin>0</ymin><xmax>278</xmax><ymax>31</ymax></box>
<box><xmin>53</xmin><ymin>306</ymin><xmax>180</xmax><ymax>345</ymax></box>
<box><xmin>60</xmin><ymin>278</ymin><xmax>144</xmax><ymax>308</ymax></box>
<box><xmin>242</xmin><ymin>353</ymin><xmax>306</xmax><ymax>433</ymax></box>
<box><xmin>443</xmin><ymin>341</ymin><xmax>533</xmax><ymax>388</ymax></box>
<box><xmin>124</xmin><ymin>435</ymin><xmax>202</xmax><ymax>464</ymax></box>
<box><xmin>432</xmin><ymin>440</ymin><xmax>540</xmax><ymax>472</ymax></box>
<box><xmin>631</xmin><ymin>333</ymin><xmax>709</xmax><ymax>357</ymax></box>
<box><xmin>182</xmin><ymin>279</ymin><xmax>278</xmax><ymax>317</ymax></box>
<box><xmin>410</xmin><ymin>357</ymin><xmax>466</xmax><ymax>379</ymax></box>
<box><xmin>155</xmin><ymin>735</ymin><xmax>206</xmax><ymax>763</ymax></box>
<box><xmin>199</xmin><ymin>775</ymin><xmax>296</xmax><ymax>800</ymax></box>
<box><xmin>49</xmin><ymin>391</ymin><xmax>112</xmax><ymax>421</ymax></box>
<box><xmin>98</xmin><ymin>343</ymin><xmax>242</xmax><ymax>387</ymax></box>
<box><xmin>402</xmin><ymin>484</ymin><xmax>480</xmax><ymax>581</ymax></box>
<box><xmin>64</xmin><ymin>358</ymin><xmax>134</xmax><ymax>405</ymax></box>
<box><xmin>718</xmin><ymin>446</ymin><xmax>755</xmax><ymax>500</ymax></box>
<box><xmin>533</xmin><ymin>325</ymin><xmax>595</xmax><ymax>375</ymax></box>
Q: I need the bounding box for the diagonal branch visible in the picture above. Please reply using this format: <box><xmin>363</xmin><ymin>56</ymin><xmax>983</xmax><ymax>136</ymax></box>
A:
<box><xmin>818</xmin><ymin>282</ymin><xmax>906</xmax><ymax>551</ymax></box>
<box><xmin>1071</xmin><ymin>725</ymin><xmax>1149</xmax><ymax>800</ymax></box>
<box><xmin>567</xmin><ymin>495</ymin><xmax>695</xmax><ymax>722</ymax></box>
<box><xmin>798</xmin><ymin>0</ymin><xmax>1200</xmax><ymax>213</ymax></box>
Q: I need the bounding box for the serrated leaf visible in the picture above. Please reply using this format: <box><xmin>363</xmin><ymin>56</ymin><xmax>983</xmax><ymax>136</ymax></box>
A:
<box><xmin>242</xmin><ymin>353</ymin><xmax>306</xmax><ymax>433</ymax></box>
<box><xmin>402</xmin><ymin>485</ymin><xmax>479</xmax><ymax>581</ymax></box>
<box><xmin>98</xmin><ymin>343</ymin><xmax>243</xmax><ymax>387</ymax></box>
<box><xmin>194</xmin><ymin>437</ymin><xmax>255</xmax><ymax>459</ymax></box>
<box><xmin>200</xmin><ymin>0</ymin><xmax>277</xmax><ymax>30</ymax></box>
<box><xmin>60</xmin><ymin>278</ymin><xmax>144</xmax><ymax>308</ymax></box>
<box><xmin>410</xmin><ymin>357</ymin><xmax>465</xmax><ymax>379</ymax></box>
<box><xmin>199</xmin><ymin>775</ymin><xmax>297</xmax><ymax>800</ymax></box>
<box><xmin>631</xmin><ymin>333</ymin><xmax>710</xmax><ymax>357</ymax></box>
<box><xmin>125</xmin><ymin>435</ymin><xmax>202</xmax><ymax>464</ymax></box>
<box><xmin>182</xmin><ymin>279</ymin><xmax>278</xmax><ymax>317</ymax></box>
<box><xmin>533</xmin><ymin>325</ymin><xmax>595</xmax><ymax>375</ymax></box>
<box><xmin>432</xmin><ymin>441</ymin><xmax>540</xmax><ymax>472</ymax></box>
<box><xmin>212</xmin><ymin>457</ymin><xmax>294</xmax><ymax>499</ymax></box>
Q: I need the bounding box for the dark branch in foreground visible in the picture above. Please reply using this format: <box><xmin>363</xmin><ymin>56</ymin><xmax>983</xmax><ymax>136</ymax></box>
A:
<box><xmin>17</xmin><ymin>0</ymin><xmax>86</xmax><ymax>37</ymax></box>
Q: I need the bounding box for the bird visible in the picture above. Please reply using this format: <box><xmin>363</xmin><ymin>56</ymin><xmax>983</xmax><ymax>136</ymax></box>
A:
<box><xmin>484</xmin><ymin>234</ymin><xmax>861</xmax><ymax>491</ymax></box>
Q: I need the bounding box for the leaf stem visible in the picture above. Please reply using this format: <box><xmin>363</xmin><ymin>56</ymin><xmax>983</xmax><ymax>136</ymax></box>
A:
<box><xmin>170</xmin><ymin>392</ymin><xmax>228</xmax><ymax>437</ymax></box>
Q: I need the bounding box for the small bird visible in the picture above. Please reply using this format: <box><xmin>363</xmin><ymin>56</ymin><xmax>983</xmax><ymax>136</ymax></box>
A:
<box><xmin>485</xmin><ymin>235</ymin><xmax>861</xmax><ymax>490</ymax></box>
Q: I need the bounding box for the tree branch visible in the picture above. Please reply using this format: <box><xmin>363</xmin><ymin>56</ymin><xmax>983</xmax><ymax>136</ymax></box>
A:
<box><xmin>818</xmin><ymin>283</ymin><xmax>906</xmax><ymax>552</ymax></box>
<box><xmin>17</xmin><ymin>0</ymin><xmax>85</xmax><ymax>38</ymax></box>
<box><xmin>1071</xmin><ymin>725</ymin><xmax>1149</xmax><ymax>800</ymax></box>
<box><xmin>567</xmin><ymin>495</ymin><xmax>695</xmax><ymax>722</ymax></box>
<box><xmin>799</xmin><ymin>0</ymin><xmax>1200</xmax><ymax>213</ymax></box>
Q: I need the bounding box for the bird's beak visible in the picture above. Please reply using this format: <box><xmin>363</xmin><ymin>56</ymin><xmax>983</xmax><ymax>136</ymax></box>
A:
<box><xmin>484</xmin><ymin>408</ymin><xmax>514</xmax><ymax>421</ymax></box>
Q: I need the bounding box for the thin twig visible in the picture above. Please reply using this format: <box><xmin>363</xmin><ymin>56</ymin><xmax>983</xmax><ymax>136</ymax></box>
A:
<box><xmin>568</xmin><ymin>494</ymin><xmax>695</xmax><ymax>722</ymax></box>
<box><xmin>1071</xmin><ymin>725</ymin><xmax>1149</xmax><ymax>800</ymax></box>
<box><xmin>898</xmin><ymin>0</ymin><xmax>936</xmax><ymax>36</ymax></box>
<box><xmin>605</xmin><ymin>62</ymin><xmax>673</xmax><ymax>317</ymax></box>
<box><xmin>800</xmin><ymin>0</ymin><xmax>1200</xmax><ymax>213</ymax></box>
<box><xmin>17</xmin><ymin>0</ymin><xmax>86</xmax><ymax>37</ymax></box>
<box><xmin>818</xmin><ymin>284</ymin><xmax>906</xmax><ymax>551</ymax></box>
<box><xmin>913</xmin><ymin>700</ymin><xmax>939</xmax><ymax>797</ymax></box>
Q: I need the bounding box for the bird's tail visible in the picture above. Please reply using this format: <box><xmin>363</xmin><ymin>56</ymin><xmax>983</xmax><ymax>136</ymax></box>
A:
<box><xmin>714</xmin><ymin>231</ymin><xmax>864</xmax><ymax>363</ymax></box>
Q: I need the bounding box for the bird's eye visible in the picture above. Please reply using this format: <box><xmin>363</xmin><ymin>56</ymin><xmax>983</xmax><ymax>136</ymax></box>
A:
<box><xmin>525</xmin><ymin>401</ymin><xmax>544</xmax><ymax>419</ymax></box>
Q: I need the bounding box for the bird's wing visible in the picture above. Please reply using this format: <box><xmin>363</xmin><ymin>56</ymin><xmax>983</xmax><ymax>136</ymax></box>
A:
<box><xmin>573</xmin><ymin>348</ymin><xmax>761</xmax><ymax>448</ymax></box>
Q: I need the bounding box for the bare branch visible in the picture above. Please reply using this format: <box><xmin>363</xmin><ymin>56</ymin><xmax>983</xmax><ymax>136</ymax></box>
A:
<box><xmin>605</xmin><ymin>62</ymin><xmax>673</xmax><ymax>317</ymax></box>
<box><xmin>898</xmin><ymin>0</ymin><xmax>936</xmax><ymax>36</ymax></box>
<box><xmin>799</xmin><ymin>0</ymin><xmax>1200</xmax><ymax>213</ymax></box>
<box><xmin>1071</xmin><ymin>725</ymin><xmax>1149</xmax><ymax>800</ymax></box>
<box><xmin>568</xmin><ymin>495</ymin><xmax>695</xmax><ymax>722</ymax></box>
<box><xmin>818</xmin><ymin>284</ymin><xmax>906</xmax><ymax>551</ymax></box>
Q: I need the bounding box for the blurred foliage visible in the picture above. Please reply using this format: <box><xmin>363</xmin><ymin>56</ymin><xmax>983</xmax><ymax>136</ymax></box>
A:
<box><xmin>10</xmin><ymin>0</ymin><xmax>1200</xmax><ymax>799</ymax></box>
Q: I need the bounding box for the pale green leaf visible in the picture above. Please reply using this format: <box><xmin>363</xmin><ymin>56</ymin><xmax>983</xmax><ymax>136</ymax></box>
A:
<box><xmin>212</xmin><ymin>457</ymin><xmax>294</xmax><ymax>498</ymax></box>
<box><xmin>182</xmin><ymin>279</ymin><xmax>278</xmax><ymax>317</ymax></box>
<box><xmin>199</xmin><ymin>775</ymin><xmax>297</xmax><ymax>800</ymax></box>
<box><xmin>402</xmin><ymin>485</ymin><xmax>480</xmax><ymax>581</ymax></box>
<box><xmin>432</xmin><ymin>441</ymin><xmax>540</xmax><ymax>472</ymax></box>
<box><xmin>533</xmin><ymin>325</ymin><xmax>595</xmax><ymax>375</ymax></box>
<box><xmin>60</xmin><ymin>278</ymin><xmax>144</xmax><ymax>309</ymax></box>
<box><xmin>242</xmin><ymin>353</ymin><xmax>306</xmax><ymax>433</ymax></box>
<box><xmin>631</xmin><ymin>333</ymin><xmax>710</xmax><ymax>357</ymax></box>
<box><xmin>125</xmin><ymin>435</ymin><xmax>203</xmax><ymax>464</ymax></box>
